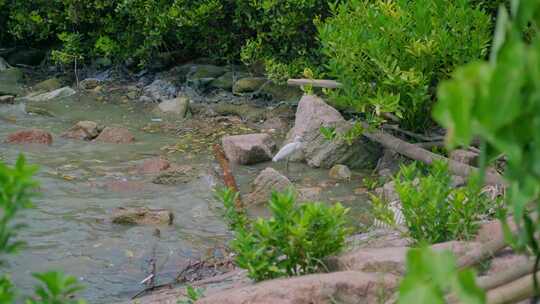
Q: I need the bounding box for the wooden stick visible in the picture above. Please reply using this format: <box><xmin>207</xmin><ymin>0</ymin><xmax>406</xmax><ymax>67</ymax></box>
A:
<box><xmin>360</xmin><ymin>122</ymin><xmax>505</xmax><ymax>186</ymax></box>
<box><xmin>287</xmin><ymin>79</ymin><xmax>343</xmax><ymax>89</ymax></box>
<box><xmin>487</xmin><ymin>271</ymin><xmax>540</xmax><ymax>304</ymax></box>
<box><xmin>213</xmin><ymin>144</ymin><xmax>243</xmax><ymax>210</ymax></box>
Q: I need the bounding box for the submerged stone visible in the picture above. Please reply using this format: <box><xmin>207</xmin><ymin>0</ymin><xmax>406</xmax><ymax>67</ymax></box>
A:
<box><xmin>111</xmin><ymin>207</ymin><xmax>174</xmax><ymax>226</ymax></box>
<box><xmin>94</xmin><ymin>127</ymin><xmax>135</xmax><ymax>144</ymax></box>
<box><xmin>6</xmin><ymin>128</ymin><xmax>53</xmax><ymax>145</ymax></box>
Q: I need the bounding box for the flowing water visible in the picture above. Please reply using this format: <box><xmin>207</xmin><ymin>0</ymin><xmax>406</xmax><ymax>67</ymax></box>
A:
<box><xmin>0</xmin><ymin>95</ymin><xmax>370</xmax><ymax>303</ymax></box>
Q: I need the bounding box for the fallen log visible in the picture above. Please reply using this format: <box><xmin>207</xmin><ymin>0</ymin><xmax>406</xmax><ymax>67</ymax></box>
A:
<box><xmin>213</xmin><ymin>144</ymin><xmax>243</xmax><ymax>210</ymax></box>
<box><xmin>360</xmin><ymin>122</ymin><xmax>505</xmax><ymax>186</ymax></box>
<box><xmin>287</xmin><ymin>78</ymin><xmax>343</xmax><ymax>89</ymax></box>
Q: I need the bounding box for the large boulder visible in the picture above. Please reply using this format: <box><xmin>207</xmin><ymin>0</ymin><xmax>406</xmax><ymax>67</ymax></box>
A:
<box><xmin>24</xmin><ymin>87</ymin><xmax>76</xmax><ymax>102</ymax></box>
<box><xmin>61</xmin><ymin>121</ymin><xmax>103</xmax><ymax>141</ymax></box>
<box><xmin>222</xmin><ymin>133</ymin><xmax>276</xmax><ymax>165</ymax></box>
<box><xmin>142</xmin><ymin>79</ymin><xmax>177</xmax><ymax>102</ymax></box>
<box><xmin>153</xmin><ymin>96</ymin><xmax>189</xmax><ymax>117</ymax></box>
<box><xmin>33</xmin><ymin>78</ymin><xmax>62</xmax><ymax>92</ymax></box>
<box><xmin>245</xmin><ymin>167</ymin><xmax>294</xmax><ymax>205</ymax></box>
<box><xmin>94</xmin><ymin>127</ymin><xmax>135</xmax><ymax>144</ymax></box>
<box><xmin>6</xmin><ymin>129</ymin><xmax>53</xmax><ymax>145</ymax></box>
<box><xmin>233</xmin><ymin>77</ymin><xmax>267</xmax><ymax>93</ymax></box>
<box><xmin>0</xmin><ymin>68</ymin><xmax>24</xmax><ymax>96</ymax></box>
<box><xmin>111</xmin><ymin>207</ymin><xmax>174</xmax><ymax>225</ymax></box>
<box><xmin>285</xmin><ymin>95</ymin><xmax>381</xmax><ymax>169</ymax></box>
<box><xmin>327</xmin><ymin>241</ymin><xmax>482</xmax><ymax>275</ymax></box>
<box><xmin>198</xmin><ymin>271</ymin><xmax>399</xmax><ymax>304</ymax></box>
<box><xmin>209</xmin><ymin>71</ymin><xmax>249</xmax><ymax>91</ymax></box>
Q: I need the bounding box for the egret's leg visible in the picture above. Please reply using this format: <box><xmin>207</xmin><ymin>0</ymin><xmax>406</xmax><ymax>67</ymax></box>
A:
<box><xmin>285</xmin><ymin>157</ymin><xmax>290</xmax><ymax>175</ymax></box>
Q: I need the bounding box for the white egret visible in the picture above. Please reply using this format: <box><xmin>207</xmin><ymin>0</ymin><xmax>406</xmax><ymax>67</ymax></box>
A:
<box><xmin>273</xmin><ymin>136</ymin><xmax>303</xmax><ymax>174</ymax></box>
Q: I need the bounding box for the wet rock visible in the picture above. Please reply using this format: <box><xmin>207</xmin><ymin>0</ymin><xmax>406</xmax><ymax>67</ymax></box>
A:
<box><xmin>245</xmin><ymin>167</ymin><xmax>294</xmax><ymax>205</ymax></box>
<box><xmin>328</xmin><ymin>241</ymin><xmax>482</xmax><ymax>275</ymax></box>
<box><xmin>0</xmin><ymin>57</ymin><xmax>11</xmax><ymax>71</ymax></box>
<box><xmin>260</xmin><ymin>117</ymin><xmax>289</xmax><ymax>133</ymax></box>
<box><xmin>142</xmin><ymin>79</ymin><xmax>177</xmax><ymax>102</ymax></box>
<box><xmin>61</xmin><ymin>121</ymin><xmax>103</xmax><ymax>141</ymax></box>
<box><xmin>376</xmin><ymin>149</ymin><xmax>401</xmax><ymax>177</ymax></box>
<box><xmin>6</xmin><ymin>128</ymin><xmax>53</xmax><ymax>145</ymax></box>
<box><xmin>152</xmin><ymin>165</ymin><xmax>195</xmax><ymax>185</ymax></box>
<box><xmin>33</xmin><ymin>78</ymin><xmax>61</xmax><ymax>92</ymax></box>
<box><xmin>0</xmin><ymin>68</ymin><xmax>24</xmax><ymax>96</ymax></box>
<box><xmin>126</xmin><ymin>90</ymin><xmax>138</xmax><ymax>100</ymax></box>
<box><xmin>7</xmin><ymin>48</ymin><xmax>45</xmax><ymax>66</ymax></box>
<box><xmin>198</xmin><ymin>271</ymin><xmax>399</xmax><ymax>304</ymax></box>
<box><xmin>24</xmin><ymin>87</ymin><xmax>76</xmax><ymax>102</ymax></box>
<box><xmin>259</xmin><ymin>81</ymin><xmax>302</xmax><ymax>102</ymax></box>
<box><xmin>297</xmin><ymin>187</ymin><xmax>322</xmax><ymax>201</ymax></box>
<box><xmin>326</xmin><ymin>246</ymin><xmax>409</xmax><ymax>275</ymax></box>
<box><xmin>450</xmin><ymin>149</ymin><xmax>478</xmax><ymax>166</ymax></box>
<box><xmin>79</xmin><ymin>78</ymin><xmax>101</xmax><ymax>90</ymax></box>
<box><xmin>286</xmin><ymin>95</ymin><xmax>381</xmax><ymax>169</ymax></box>
<box><xmin>233</xmin><ymin>77</ymin><xmax>267</xmax><ymax>93</ymax></box>
<box><xmin>139</xmin><ymin>158</ymin><xmax>170</xmax><ymax>174</ymax></box>
<box><xmin>94</xmin><ymin>127</ymin><xmax>135</xmax><ymax>144</ymax></box>
<box><xmin>0</xmin><ymin>95</ymin><xmax>15</xmax><ymax>104</ymax></box>
<box><xmin>209</xmin><ymin>71</ymin><xmax>248</xmax><ymax>91</ymax></box>
<box><xmin>329</xmin><ymin>164</ymin><xmax>352</xmax><ymax>181</ymax></box>
<box><xmin>111</xmin><ymin>207</ymin><xmax>174</xmax><ymax>225</ymax></box>
<box><xmin>106</xmin><ymin>180</ymin><xmax>146</xmax><ymax>192</ymax></box>
<box><xmin>222</xmin><ymin>133</ymin><xmax>275</xmax><ymax>165</ymax></box>
<box><xmin>188</xmin><ymin>64</ymin><xmax>227</xmax><ymax>79</ymax></box>
<box><xmin>153</xmin><ymin>96</ymin><xmax>189</xmax><ymax>117</ymax></box>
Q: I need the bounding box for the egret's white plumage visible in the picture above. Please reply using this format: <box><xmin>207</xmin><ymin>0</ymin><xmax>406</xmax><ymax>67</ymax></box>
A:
<box><xmin>273</xmin><ymin>136</ymin><xmax>303</xmax><ymax>162</ymax></box>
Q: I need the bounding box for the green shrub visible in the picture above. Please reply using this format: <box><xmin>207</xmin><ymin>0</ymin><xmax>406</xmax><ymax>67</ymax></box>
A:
<box><xmin>318</xmin><ymin>0</ymin><xmax>492</xmax><ymax>131</ymax></box>
<box><xmin>398</xmin><ymin>246</ymin><xmax>484</xmax><ymax>304</ymax></box>
<box><xmin>0</xmin><ymin>155</ymin><xmax>86</xmax><ymax>303</ymax></box>
<box><xmin>374</xmin><ymin>161</ymin><xmax>498</xmax><ymax>244</ymax></box>
<box><xmin>235</xmin><ymin>0</ymin><xmax>335</xmax><ymax>82</ymax></box>
<box><xmin>217</xmin><ymin>188</ymin><xmax>350</xmax><ymax>282</ymax></box>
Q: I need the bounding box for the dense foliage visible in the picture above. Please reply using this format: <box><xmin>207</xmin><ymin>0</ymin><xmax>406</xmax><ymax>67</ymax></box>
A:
<box><xmin>399</xmin><ymin>1</ymin><xmax>540</xmax><ymax>303</ymax></box>
<box><xmin>218</xmin><ymin>188</ymin><xmax>349</xmax><ymax>282</ymax></box>
<box><xmin>0</xmin><ymin>156</ymin><xmax>86</xmax><ymax>303</ymax></box>
<box><xmin>0</xmin><ymin>0</ymin><xmax>332</xmax><ymax>77</ymax></box>
<box><xmin>318</xmin><ymin>0</ymin><xmax>492</xmax><ymax>130</ymax></box>
<box><xmin>434</xmin><ymin>0</ymin><xmax>540</xmax><ymax>276</ymax></box>
<box><xmin>373</xmin><ymin>161</ymin><xmax>496</xmax><ymax>244</ymax></box>
<box><xmin>399</xmin><ymin>247</ymin><xmax>484</xmax><ymax>304</ymax></box>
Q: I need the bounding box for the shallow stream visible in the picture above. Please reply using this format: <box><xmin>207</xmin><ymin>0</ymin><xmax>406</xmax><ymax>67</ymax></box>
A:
<box><xmin>0</xmin><ymin>95</ymin><xmax>370</xmax><ymax>303</ymax></box>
